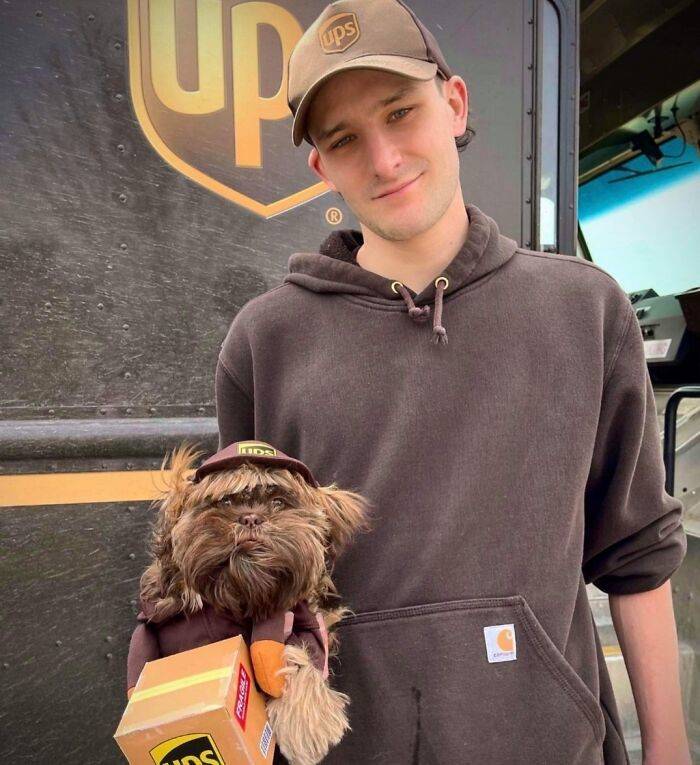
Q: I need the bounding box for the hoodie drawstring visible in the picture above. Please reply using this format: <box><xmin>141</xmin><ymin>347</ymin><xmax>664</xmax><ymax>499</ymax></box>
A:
<box><xmin>391</xmin><ymin>276</ymin><xmax>449</xmax><ymax>345</ymax></box>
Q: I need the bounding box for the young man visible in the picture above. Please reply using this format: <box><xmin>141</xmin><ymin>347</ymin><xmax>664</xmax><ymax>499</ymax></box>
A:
<box><xmin>215</xmin><ymin>1</ymin><xmax>690</xmax><ymax>762</ymax></box>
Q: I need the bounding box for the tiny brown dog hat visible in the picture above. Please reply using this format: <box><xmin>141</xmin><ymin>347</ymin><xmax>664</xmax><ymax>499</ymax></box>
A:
<box><xmin>192</xmin><ymin>440</ymin><xmax>319</xmax><ymax>488</ymax></box>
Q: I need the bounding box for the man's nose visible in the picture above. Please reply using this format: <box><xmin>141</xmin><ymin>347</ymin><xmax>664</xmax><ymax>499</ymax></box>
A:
<box><xmin>240</xmin><ymin>513</ymin><xmax>262</xmax><ymax>527</ymax></box>
<box><xmin>365</xmin><ymin>131</ymin><xmax>403</xmax><ymax>179</ymax></box>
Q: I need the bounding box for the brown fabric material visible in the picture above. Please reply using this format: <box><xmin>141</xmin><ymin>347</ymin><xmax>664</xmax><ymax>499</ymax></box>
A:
<box><xmin>214</xmin><ymin>202</ymin><xmax>687</xmax><ymax>763</ymax></box>
<box><xmin>126</xmin><ymin>598</ymin><xmax>327</xmax><ymax>694</ymax></box>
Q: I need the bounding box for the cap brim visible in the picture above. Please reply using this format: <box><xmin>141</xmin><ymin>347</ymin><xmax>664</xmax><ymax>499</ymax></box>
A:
<box><xmin>292</xmin><ymin>56</ymin><xmax>438</xmax><ymax>147</ymax></box>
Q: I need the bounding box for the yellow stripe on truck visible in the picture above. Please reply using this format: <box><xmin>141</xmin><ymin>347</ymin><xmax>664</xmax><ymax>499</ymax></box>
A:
<box><xmin>0</xmin><ymin>470</ymin><xmax>188</xmax><ymax>507</ymax></box>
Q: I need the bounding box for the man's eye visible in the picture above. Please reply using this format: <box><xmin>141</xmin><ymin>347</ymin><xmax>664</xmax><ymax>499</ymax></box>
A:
<box><xmin>331</xmin><ymin>135</ymin><xmax>351</xmax><ymax>150</ymax></box>
<box><xmin>390</xmin><ymin>107</ymin><xmax>411</xmax><ymax>121</ymax></box>
<box><xmin>330</xmin><ymin>108</ymin><xmax>412</xmax><ymax>150</ymax></box>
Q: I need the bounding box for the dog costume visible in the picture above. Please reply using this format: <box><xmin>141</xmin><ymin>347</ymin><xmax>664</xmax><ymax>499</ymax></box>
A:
<box><xmin>126</xmin><ymin>441</ymin><xmax>330</xmax><ymax>700</ymax></box>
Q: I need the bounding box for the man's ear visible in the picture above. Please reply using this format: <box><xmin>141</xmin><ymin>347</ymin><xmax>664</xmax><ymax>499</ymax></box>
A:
<box><xmin>445</xmin><ymin>75</ymin><xmax>469</xmax><ymax>138</ymax></box>
<box><xmin>308</xmin><ymin>146</ymin><xmax>338</xmax><ymax>192</ymax></box>
<box><xmin>315</xmin><ymin>484</ymin><xmax>373</xmax><ymax>559</ymax></box>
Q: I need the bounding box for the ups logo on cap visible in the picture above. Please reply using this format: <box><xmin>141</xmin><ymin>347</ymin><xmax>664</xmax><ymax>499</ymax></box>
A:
<box><xmin>237</xmin><ymin>441</ymin><xmax>277</xmax><ymax>457</ymax></box>
<box><xmin>319</xmin><ymin>12</ymin><xmax>360</xmax><ymax>53</ymax></box>
<box><xmin>149</xmin><ymin>732</ymin><xmax>224</xmax><ymax>765</ymax></box>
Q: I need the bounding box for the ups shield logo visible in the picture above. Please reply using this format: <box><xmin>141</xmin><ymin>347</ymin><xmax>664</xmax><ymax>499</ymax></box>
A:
<box><xmin>127</xmin><ymin>1</ymin><xmax>328</xmax><ymax>218</ymax></box>
<box><xmin>318</xmin><ymin>12</ymin><xmax>360</xmax><ymax>53</ymax></box>
<box><xmin>149</xmin><ymin>732</ymin><xmax>224</xmax><ymax>764</ymax></box>
<box><xmin>237</xmin><ymin>442</ymin><xmax>277</xmax><ymax>456</ymax></box>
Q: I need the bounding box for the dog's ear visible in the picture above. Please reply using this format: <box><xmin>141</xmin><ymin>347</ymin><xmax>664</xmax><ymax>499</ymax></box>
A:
<box><xmin>139</xmin><ymin>442</ymin><xmax>204</xmax><ymax>616</ymax></box>
<box><xmin>315</xmin><ymin>484</ymin><xmax>373</xmax><ymax>559</ymax></box>
<box><xmin>151</xmin><ymin>441</ymin><xmax>204</xmax><ymax>523</ymax></box>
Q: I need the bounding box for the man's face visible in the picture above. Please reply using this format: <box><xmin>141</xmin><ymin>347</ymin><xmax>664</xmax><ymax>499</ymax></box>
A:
<box><xmin>306</xmin><ymin>68</ymin><xmax>468</xmax><ymax>242</ymax></box>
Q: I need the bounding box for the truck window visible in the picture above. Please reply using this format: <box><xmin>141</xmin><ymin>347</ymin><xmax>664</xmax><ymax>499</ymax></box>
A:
<box><xmin>578</xmin><ymin>134</ymin><xmax>700</xmax><ymax>295</ymax></box>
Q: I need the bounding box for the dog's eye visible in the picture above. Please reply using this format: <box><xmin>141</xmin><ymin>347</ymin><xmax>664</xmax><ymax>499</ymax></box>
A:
<box><xmin>219</xmin><ymin>494</ymin><xmax>236</xmax><ymax>507</ymax></box>
<box><xmin>271</xmin><ymin>497</ymin><xmax>286</xmax><ymax>511</ymax></box>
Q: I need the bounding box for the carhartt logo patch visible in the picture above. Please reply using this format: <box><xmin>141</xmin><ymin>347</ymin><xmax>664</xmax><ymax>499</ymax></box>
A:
<box><xmin>237</xmin><ymin>441</ymin><xmax>277</xmax><ymax>457</ymax></box>
<box><xmin>483</xmin><ymin>623</ymin><xmax>517</xmax><ymax>663</ymax></box>
<box><xmin>319</xmin><ymin>12</ymin><xmax>360</xmax><ymax>53</ymax></box>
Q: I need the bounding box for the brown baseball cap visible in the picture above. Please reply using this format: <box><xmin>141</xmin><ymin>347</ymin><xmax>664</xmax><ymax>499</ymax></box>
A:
<box><xmin>287</xmin><ymin>0</ymin><xmax>453</xmax><ymax>147</ymax></box>
<box><xmin>192</xmin><ymin>439</ymin><xmax>319</xmax><ymax>487</ymax></box>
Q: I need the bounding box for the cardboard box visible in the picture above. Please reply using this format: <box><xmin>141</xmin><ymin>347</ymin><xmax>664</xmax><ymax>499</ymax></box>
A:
<box><xmin>114</xmin><ymin>636</ymin><xmax>276</xmax><ymax>764</ymax></box>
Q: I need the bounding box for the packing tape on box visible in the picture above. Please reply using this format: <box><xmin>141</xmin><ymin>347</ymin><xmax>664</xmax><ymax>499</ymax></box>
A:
<box><xmin>129</xmin><ymin>667</ymin><xmax>231</xmax><ymax>703</ymax></box>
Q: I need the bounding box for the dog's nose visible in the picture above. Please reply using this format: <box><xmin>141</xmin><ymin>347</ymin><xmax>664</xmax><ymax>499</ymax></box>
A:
<box><xmin>240</xmin><ymin>513</ymin><xmax>262</xmax><ymax>527</ymax></box>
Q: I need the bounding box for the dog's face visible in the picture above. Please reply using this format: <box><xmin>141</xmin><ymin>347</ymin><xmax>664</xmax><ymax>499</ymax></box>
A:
<box><xmin>141</xmin><ymin>444</ymin><xmax>372</xmax><ymax>622</ymax></box>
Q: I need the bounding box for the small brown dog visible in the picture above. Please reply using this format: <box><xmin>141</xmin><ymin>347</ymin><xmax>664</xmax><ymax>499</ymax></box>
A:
<box><xmin>126</xmin><ymin>439</ymin><xmax>372</xmax><ymax>765</ymax></box>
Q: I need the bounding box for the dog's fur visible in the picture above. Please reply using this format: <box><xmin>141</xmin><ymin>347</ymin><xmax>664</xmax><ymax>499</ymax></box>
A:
<box><xmin>266</xmin><ymin>644</ymin><xmax>352</xmax><ymax>765</ymax></box>
<box><xmin>139</xmin><ymin>443</ymin><xmax>372</xmax><ymax>764</ymax></box>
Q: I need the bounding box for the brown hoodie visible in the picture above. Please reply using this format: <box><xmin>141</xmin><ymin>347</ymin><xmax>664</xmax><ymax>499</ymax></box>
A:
<box><xmin>215</xmin><ymin>203</ymin><xmax>687</xmax><ymax>764</ymax></box>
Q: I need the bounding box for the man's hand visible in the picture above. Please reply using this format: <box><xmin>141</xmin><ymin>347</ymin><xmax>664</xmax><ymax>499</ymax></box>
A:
<box><xmin>608</xmin><ymin>579</ymin><xmax>691</xmax><ymax>764</ymax></box>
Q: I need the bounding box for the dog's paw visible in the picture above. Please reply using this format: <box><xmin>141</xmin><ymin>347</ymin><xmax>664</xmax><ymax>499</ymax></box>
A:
<box><xmin>266</xmin><ymin>644</ymin><xmax>350</xmax><ymax>765</ymax></box>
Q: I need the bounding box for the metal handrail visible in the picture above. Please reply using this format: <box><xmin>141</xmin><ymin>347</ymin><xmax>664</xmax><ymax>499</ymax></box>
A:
<box><xmin>663</xmin><ymin>386</ymin><xmax>700</xmax><ymax>495</ymax></box>
<box><xmin>0</xmin><ymin>417</ymin><xmax>218</xmax><ymax>461</ymax></box>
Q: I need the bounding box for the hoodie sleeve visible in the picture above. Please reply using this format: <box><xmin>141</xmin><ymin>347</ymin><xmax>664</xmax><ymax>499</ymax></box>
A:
<box><xmin>215</xmin><ymin>311</ymin><xmax>255</xmax><ymax>450</ymax></box>
<box><xmin>582</xmin><ymin>298</ymin><xmax>687</xmax><ymax>595</ymax></box>
<box><xmin>215</xmin><ymin>359</ymin><xmax>254</xmax><ymax>450</ymax></box>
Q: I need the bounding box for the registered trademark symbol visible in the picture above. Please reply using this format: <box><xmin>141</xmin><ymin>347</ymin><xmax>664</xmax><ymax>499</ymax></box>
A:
<box><xmin>325</xmin><ymin>207</ymin><xmax>343</xmax><ymax>225</ymax></box>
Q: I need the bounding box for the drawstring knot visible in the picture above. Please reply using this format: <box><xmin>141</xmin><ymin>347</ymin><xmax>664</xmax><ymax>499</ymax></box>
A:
<box><xmin>408</xmin><ymin>305</ymin><xmax>431</xmax><ymax>322</ymax></box>
<box><xmin>391</xmin><ymin>276</ymin><xmax>449</xmax><ymax>345</ymax></box>
<box><xmin>391</xmin><ymin>281</ymin><xmax>431</xmax><ymax>323</ymax></box>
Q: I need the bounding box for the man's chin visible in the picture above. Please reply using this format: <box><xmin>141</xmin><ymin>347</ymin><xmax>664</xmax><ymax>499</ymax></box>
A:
<box><xmin>361</xmin><ymin>210</ymin><xmax>430</xmax><ymax>242</ymax></box>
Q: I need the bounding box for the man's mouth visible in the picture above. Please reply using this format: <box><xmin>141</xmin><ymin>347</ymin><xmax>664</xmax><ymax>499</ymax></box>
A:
<box><xmin>375</xmin><ymin>173</ymin><xmax>422</xmax><ymax>199</ymax></box>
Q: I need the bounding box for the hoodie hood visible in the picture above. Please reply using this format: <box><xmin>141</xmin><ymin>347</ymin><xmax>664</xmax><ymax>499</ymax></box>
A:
<box><xmin>284</xmin><ymin>203</ymin><xmax>518</xmax><ymax>346</ymax></box>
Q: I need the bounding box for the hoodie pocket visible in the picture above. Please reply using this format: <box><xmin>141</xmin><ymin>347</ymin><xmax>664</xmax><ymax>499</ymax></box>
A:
<box><xmin>325</xmin><ymin>595</ymin><xmax>605</xmax><ymax>765</ymax></box>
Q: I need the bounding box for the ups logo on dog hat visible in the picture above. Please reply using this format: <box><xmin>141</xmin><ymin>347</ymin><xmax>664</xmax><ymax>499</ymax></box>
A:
<box><xmin>192</xmin><ymin>440</ymin><xmax>319</xmax><ymax>487</ymax></box>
